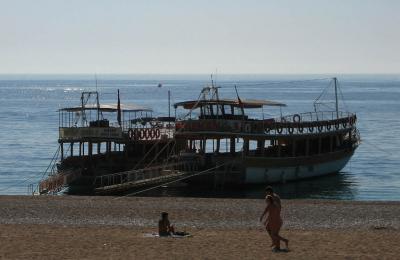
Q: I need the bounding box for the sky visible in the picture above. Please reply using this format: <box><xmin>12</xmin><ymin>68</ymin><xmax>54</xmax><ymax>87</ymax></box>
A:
<box><xmin>0</xmin><ymin>0</ymin><xmax>399</xmax><ymax>74</ymax></box>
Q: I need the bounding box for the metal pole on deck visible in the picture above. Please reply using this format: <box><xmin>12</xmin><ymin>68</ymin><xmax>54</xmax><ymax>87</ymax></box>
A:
<box><xmin>168</xmin><ymin>90</ymin><xmax>171</xmax><ymax>129</ymax></box>
<box><xmin>334</xmin><ymin>77</ymin><xmax>339</xmax><ymax>119</ymax></box>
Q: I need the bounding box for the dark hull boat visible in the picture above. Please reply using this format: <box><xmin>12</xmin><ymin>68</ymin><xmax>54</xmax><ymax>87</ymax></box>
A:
<box><xmin>172</xmin><ymin>77</ymin><xmax>359</xmax><ymax>186</ymax></box>
<box><xmin>38</xmin><ymin>91</ymin><xmax>176</xmax><ymax>195</ymax></box>
<box><xmin>37</xmin><ymin>78</ymin><xmax>359</xmax><ymax>195</ymax></box>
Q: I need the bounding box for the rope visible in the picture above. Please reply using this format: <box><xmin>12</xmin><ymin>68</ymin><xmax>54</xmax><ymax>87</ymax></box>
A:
<box><xmin>337</xmin><ymin>80</ymin><xmax>350</xmax><ymax>113</ymax></box>
<box><xmin>313</xmin><ymin>80</ymin><xmax>333</xmax><ymax>105</ymax></box>
<box><xmin>115</xmin><ymin>160</ymin><xmax>236</xmax><ymax>199</ymax></box>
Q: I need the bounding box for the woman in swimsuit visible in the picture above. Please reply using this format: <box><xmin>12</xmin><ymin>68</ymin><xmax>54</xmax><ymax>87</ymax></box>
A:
<box><xmin>260</xmin><ymin>195</ymin><xmax>289</xmax><ymax>251</ymax></box>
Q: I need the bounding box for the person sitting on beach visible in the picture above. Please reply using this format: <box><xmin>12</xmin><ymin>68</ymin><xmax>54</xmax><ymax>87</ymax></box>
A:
<box><xmin>158</xmin><ymin>212</ymin><xmax>175</xmax><ymax>237</ymax></box>
<box><xmin>260</xmin><ymin>195</ymin><xmax>289</xmax><ymax>252</ymax></box>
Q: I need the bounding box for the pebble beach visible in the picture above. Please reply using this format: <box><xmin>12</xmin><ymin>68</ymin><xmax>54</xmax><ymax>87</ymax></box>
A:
<box><xmin>1</xmin><ymin>196</ymin><xmax>399</xmax><ymax>259</ymax></box>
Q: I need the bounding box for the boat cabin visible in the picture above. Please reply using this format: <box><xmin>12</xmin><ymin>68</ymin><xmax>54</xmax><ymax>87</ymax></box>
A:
<box><xmin>173</xmin><ymin>86</ymin><xmax>358</xmax><ymax>162</ymax></box>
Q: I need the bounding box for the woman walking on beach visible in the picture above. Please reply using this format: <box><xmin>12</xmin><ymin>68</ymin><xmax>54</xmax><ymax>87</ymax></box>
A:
<box><xmin>260</xmin><ymin>195</ymin><xmax>289</xmax><ymax>252</ymax></box>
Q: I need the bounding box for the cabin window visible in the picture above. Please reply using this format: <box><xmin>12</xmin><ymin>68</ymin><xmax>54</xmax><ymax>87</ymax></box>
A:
<box><xmin>220</xmin><ymin>105</ymin><xmax>232</xmax><ymax>115</ymax></box>
<box><xmin>215</xmin><ymin>104</ymin><xmax>224</xmax><ymax>116</ymax></box>
<box><xmin>234</xmin><ymin>106</ymin><xmax>243</xmax><ymax>116</ymax></box>
<box><xmin>202</xmin><ymin>105</ymin><xmax>214</xmax><ymax>116</ymax></box>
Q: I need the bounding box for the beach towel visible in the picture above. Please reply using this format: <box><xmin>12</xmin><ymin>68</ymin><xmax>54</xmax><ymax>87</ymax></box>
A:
<box><xmin>143</xmin><ymin>232</ymin><xmax>192</xmax><ymax>238</ymax></box>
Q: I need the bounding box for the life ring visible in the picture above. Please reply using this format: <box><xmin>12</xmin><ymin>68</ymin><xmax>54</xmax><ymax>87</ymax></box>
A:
<box><xmin>128</xmin><ymin>128</ymin><xmax>134</xmax><ymax>140</ymax></box>
<box><xmin>244</xmin><ymin>124</ymin><xmax>251</xmax><ymax>133</ymax></box>
<box><xmin>133</xmin><ymin>129</ymin><xmax>140</xmax><ymax>140</ymax></box>
<box><xmin>265</xmin><ymin>125</ymin><xmax>271</xmax><ymax>133</ymax></box>
<box><xmin>308</xmin><ymin>123</ymin><xmax>314</xmax><ymax>133</ymax></box>
<box><xmin>317</xmin><ymin>122</ymin><xmax>323</xmax><ymax>132</ymax></box>
<box><xmin>293</xmin><ymin>114</ymin><xmax>301</xmax><ymax>123</ymax></box>
<box><xmin>139</xmin><ymin>129</ymin><xmax>145</xmax><ymax>139</ymax></box>
<box><xmin>335</xmin><ymin>121</ymin><xmax>340</xmax><ymax>130</ymax></box>
<box><xmin>146</xmin><ymin>128</ymin><xmax>152</xmax><ymax>139</ymax></box>
<box><xmin>288</xmin><ymin>126</ymin><xmax>294</xmax><ymax>134</ymax></box>
<box><xmin>155</xmin><ymin>128</ymin><xmax>161</xmax><ymax>138</ymax></box>
<box><xmin>298</xmin><ymin>124</ymin><xmax>304</xmax><ymax>133</ymax></box>
<box><xmin>349</xmin><ymin>116</ymin><xmax>354</xmax><ymax>126</ymax></box>
<box><xmin>149</xmin><ymin>128</ymin><xmax>155</xmax><ymax>139</ymax></box>
<box><xmin>326</xmin><ymin>123</ymin><xmax>332</xmax><ymax>131</ymax></box>
<box><xmin>277</xmin><ymin>124</ymin><xmax>283</xmax><ymax>134</ymax></box>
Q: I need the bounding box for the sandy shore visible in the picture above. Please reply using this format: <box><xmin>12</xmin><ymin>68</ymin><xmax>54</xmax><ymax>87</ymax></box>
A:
<box><xmin>0</xmin><ymin>196</ymin><xmax>399</xmax><ymax>259</ymax></box>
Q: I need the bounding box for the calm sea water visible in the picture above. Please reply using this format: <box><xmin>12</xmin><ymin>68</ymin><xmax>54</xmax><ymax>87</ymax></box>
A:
<box><xmin>0</xmin><ymin>74</ymin><xmax>399</xmax><ymax>200</ymax></box>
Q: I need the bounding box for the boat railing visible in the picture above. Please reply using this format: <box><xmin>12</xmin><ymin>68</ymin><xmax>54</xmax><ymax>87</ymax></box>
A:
<box><xmin>277</xmin><ymin>111</ymin><xmax>353</xmax><ymax>123</ymax></box>
<box><xmin>59</xmin><ymin>119</ymin><xmax>175</xmax><ymax>141</ymax></box>
<box><xmin>175</xmin><ymin>110</ymin><xmax>357</xmax><ymax>136</ymax></box>
<box><xmin>93</xmin><ymin>160</ymin><xmax>199</xmax><ymax>189</ymax></box>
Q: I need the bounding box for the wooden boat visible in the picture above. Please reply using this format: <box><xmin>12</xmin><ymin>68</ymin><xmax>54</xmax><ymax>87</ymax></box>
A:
<box><xmin>38</xmin><ymin>91</ymin><xmax>175</xmax><ymax>194</ymax></box>
<box><xmin>37</xmin><ymin>77</ymin><xmax>360</xmax><ymax>195</ymax></box>
<box><xmin>173</xmin><ymin>78</ymin><xmax>360</xmax><ymax>186</ymax></box>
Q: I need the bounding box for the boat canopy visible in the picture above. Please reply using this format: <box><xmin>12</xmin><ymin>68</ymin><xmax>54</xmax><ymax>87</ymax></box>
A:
<box><xmin>59</xmin><ymin>103</ymin><xmax>153</xmax><ymax>113</ymax></box>
<box><xmin>173</xmin><ymin>99</ymin><xmax>286</xmax><ymax>109</ymax></box>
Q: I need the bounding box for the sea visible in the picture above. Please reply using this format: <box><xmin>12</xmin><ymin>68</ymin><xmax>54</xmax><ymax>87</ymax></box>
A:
<box><xmin>0</xmin><ymin>74</ymin><xmax>399</xmax><ymax>201</ymax></box>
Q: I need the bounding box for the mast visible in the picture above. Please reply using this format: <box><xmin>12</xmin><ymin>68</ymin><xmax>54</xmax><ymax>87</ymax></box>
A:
<box><xmin>334</xmin><ymin>77</ymin><xmax>339</xmax><ymax>119</ymax></box>
<box><xmin>168</xmin><ymin>90</ymin><xmax>171</xmax><ymax>128</ymax></box>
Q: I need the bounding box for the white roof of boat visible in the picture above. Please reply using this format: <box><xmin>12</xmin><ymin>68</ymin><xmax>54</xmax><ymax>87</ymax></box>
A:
<box><xmin>174</xmin><ymin>99</ymin><xmax>286</xmax><ymax>109</ymax></box>
<box><xmin>59</xmin><ymin>104</ymin><xmax>153</xmax><ymax>112</ymax></box>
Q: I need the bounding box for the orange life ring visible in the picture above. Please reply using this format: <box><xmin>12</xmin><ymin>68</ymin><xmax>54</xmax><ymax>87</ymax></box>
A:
<box><xmin>144</xmin><ymin>128</ymin><xmax>151</xmax><ymax>139</ymax></box>
<box><xmin>128</xmin><ymin>128</ymin><xmax>134</xmax><ymax>140</ymax></box>
<box><xmin>133</xmin><ymin>129</ymin><xmax>140</xmax><ymax>140</ymax></box>
<box><xmin>139</xmin><ymin>129</ymin><xmax>145</xmax><ymax>139</ymax></box>
<box><xmin>149</xmin><ymin>128</ymin><xmax>155</xmax><ymax>139</ymax></box>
